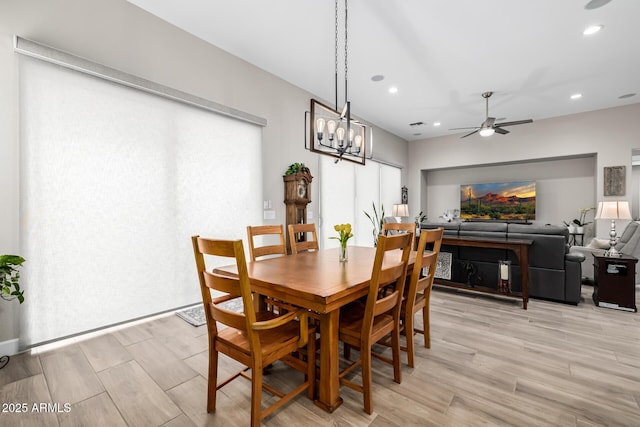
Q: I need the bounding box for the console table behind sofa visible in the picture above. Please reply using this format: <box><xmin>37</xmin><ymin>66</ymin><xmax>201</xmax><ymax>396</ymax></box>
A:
<box><xmin>421</xmin><ymin>222</ymin><xmax>585</xmax><ymax>305</ymax></box>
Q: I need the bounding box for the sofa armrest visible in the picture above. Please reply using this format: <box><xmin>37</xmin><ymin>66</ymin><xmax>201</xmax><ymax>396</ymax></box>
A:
<box><xmin>564</xmin><ymin>256</ymin><xmax>583</xmax><ymax>305</ymax></box>
<box><xmin>569</xmin><ymin>245</ymin><xmax>606</xmax><ymax>281</ymax></box>
<box><xmin>565</xmin><ymin>252</ymin><xmax>585</xmax><ymax>263</ymax></box>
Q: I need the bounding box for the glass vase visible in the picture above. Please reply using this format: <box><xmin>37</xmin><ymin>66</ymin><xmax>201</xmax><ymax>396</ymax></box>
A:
<box><xmin>339</xmin><ymin>244</ymin><xmax>348</xmax><ymax>262</ymax></box>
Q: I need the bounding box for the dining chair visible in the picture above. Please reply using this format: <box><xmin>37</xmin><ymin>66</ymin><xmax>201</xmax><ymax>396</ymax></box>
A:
<box><xmin>288</xmin><ymin>223</ymin><xmax>319</xmax><ymax>254</ymax></box>
<box><xmin>191</xmin><ymin>236</ymin><xmax>316</xmax><ymax>427</ymax></box>
<box><xmin>402</xmin><ymin>227</ymin><xmax>443</xmax><ymax>367</ymax></box>
<box><xmin>382</xmin><ymin>221</ymin><xmax>417</xmax><ymax>250</ymax></box>
<box><xmin>246</xmin><ymin>224</ymin><xmax>287</xmax><ymax>261</ymax></box>
<box><xmin>337</xmin><ymin>232</ymin><xmax>413</xmax><ymax>415</ymax></box>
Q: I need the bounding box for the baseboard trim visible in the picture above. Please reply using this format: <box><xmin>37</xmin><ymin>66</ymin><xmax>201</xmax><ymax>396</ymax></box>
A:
<box><xmin>0</xmin><ymin>338</ymin><xmax>19</xmax><ymax>357</ymax></box>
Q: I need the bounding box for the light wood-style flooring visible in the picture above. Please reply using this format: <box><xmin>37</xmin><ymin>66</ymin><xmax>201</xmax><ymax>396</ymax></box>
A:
<box><xmin>1</xmin><ymin>285</ymin><xmax>639</xmax><ymax>426</ymax></box>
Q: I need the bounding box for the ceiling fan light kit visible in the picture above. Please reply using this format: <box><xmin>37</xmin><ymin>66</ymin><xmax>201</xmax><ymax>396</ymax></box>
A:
<box><xmin>450</xmin><ymin>91</ymin><xmax>533</xmax><ymax>139</ymax></box>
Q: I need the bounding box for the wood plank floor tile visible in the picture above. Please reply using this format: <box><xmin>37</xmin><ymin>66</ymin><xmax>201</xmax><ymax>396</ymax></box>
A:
<box><xmin>0</xmin><ymin>286</ymin><xmax>638</xmax><ymax>426</ymax></box>
<box><xmin>57</xmin><ymin>392</ymin><xmax>127</xmax><ymax>427</ymax></box>
<box><xmin>0</xmin><ymin>374</ymin><xmax>59</xmax><ymax>427</ymax></box>
<box><xmin>0</xmin><ymin>351</ymin><xmax>42</xmax><ymax>388</ymax></box>
<box><xmin>79</xmin><ymin>334</ymin><xmax>132</xmax><ymax>373</ymax></box>
<box><xmin>39</xmin><ymin>344</ymin><xmax>105</xmax><ymax>405</ymax></box>
<box><xmin>160</xmin><ymin>414</ymin><xmax>197</xmax><ymax>427</ymax></box>
<box><xmin>515</xmin><ymin>377</ymin><xmax>640</xmax><ymax>427</ymax></box>
<box><xmin>112</xmin><ymin>322</ymin><xmax>154</xmax><ymax>347</ymax></box>
<box><xmin>97</xmin><ymin>360</ymin><xmax>181</xmax><ymax>426</ymax></box>
<box><xmin>126</xmin><ymin>338</ymin><xmax>198</xmax><ymax>391</ymax></box>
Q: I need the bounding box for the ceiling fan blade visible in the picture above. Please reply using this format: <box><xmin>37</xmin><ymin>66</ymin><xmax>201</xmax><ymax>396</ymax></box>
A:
<box><xmin>461</xmin><ymin>129</ymin><xmax>479</xmax><ymax>138</ymax></box>
<box><xmin>494</xmin><ymin>127</ymin><xmax>509</xmax><ymax>135</ymax></box>
<box><xmin>495</xmin><ymin>119</ymin><xmax>533</xmax><ymax>127</ymax></box>
<box><xmin>449</xmin><ymin>126</ymin><xmax>480</xmax><ymax>131</ymax></box>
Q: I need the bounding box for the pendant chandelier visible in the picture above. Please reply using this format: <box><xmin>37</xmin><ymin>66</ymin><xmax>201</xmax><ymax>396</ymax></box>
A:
<box><xmin>309</xmin><ymin>0</ymin><xmax>366</xmax><ymax>165</ymax></box>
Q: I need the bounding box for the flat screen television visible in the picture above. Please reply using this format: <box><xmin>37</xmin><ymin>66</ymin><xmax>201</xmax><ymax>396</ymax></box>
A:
<box><xmin>460</xmin><ymin>181</ymin><xmax>536</xmax><ymax>221</ymax></box>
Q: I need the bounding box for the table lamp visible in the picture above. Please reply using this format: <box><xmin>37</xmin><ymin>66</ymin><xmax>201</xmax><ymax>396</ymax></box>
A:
<box><xmin>392</xmin><ymin>204</ymin><xmax>409</xmax><ymax>221</ymax></box>
<box><xmin>595</xmin><ymin>201</ymin><xmax>632</xmax><ymax>257</ymax></box>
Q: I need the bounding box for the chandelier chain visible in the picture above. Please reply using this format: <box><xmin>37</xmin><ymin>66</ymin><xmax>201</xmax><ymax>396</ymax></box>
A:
<box><xmin>334</xmin><ymin>0</ymin><xmax>339</xmax><ymax>108</ymax></box>
<box><xmin>344</xmin><ymin>0</ymin><xmax>348</xmax><ymax>105</ymax></box>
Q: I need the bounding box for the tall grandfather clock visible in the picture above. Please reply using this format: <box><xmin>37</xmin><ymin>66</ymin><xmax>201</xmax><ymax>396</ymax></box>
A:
<box><xmin>283</xmin><ymin>165</ymin><xmax>313</xmax><ymax>254</ymax></box>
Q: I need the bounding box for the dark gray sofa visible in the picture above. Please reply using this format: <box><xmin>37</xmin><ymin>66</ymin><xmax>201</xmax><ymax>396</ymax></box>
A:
<box><xmin>421</xmin><ymin>221</ymin><xmax>585</xmax><ymax>304</ymax></box>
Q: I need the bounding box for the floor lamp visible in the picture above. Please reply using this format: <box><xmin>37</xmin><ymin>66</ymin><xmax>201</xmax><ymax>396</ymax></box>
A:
<box><xmin>595</xmin><ymin>201</ymin><xmax>632</xmax><ymax>257</ymax></box>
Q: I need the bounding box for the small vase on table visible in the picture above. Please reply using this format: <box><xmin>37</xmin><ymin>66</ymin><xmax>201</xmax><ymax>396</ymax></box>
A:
<box><xmin>339</xmin><ymin>244</ymin><xmax>348</xmax><ymax>262</ymax></box>
<box><xmin>331</xmin><ymin>223</ymin><xmax>353</xmax><ymax>263</ymax></box>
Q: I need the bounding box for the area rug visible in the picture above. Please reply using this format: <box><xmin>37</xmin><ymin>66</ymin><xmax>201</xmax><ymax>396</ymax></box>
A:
<box><xmin>176</xmin><ymin>306</ymin><xmax>206</xmax><ymax>326</ymax></box>
<box><xmin>176</xmin><ymin>299</ymin><xmax>243</xmax><ymax>326</ymax></box>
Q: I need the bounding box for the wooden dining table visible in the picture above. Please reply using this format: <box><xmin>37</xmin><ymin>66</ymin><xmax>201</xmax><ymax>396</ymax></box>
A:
<box><xmin>213</xmin><ymin>245</ymin><xmax>415</xmax><ymax>412</ymax></box>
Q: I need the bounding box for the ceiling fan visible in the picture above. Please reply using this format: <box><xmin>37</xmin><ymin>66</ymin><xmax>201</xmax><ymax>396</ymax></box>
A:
<box><xmin>450</xmin><ymin>92</ymin><xmax>533</xmax><ymax>138</ymax></box>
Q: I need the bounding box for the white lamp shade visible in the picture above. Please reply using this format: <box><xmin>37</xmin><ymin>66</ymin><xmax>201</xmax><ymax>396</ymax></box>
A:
<box><xmin>392</xmin><ymin>204</ymin><xmax>410</xmax><ymax>217</ymax></box>
<box><xmin>595</xmin><ymin>201</ymin><xmax>632</xmax><ymax>220</ymax></box>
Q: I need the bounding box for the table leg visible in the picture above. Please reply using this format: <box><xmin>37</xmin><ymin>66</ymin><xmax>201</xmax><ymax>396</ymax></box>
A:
<box><xmin>519</xmin><ymin>246</ymin><xmax>529</xmax><ymax>310</ymax></box>
<box><xmin>315</xmin><ymin>309</ymin><xmax>343</xmax><ymax>412</ymax></box>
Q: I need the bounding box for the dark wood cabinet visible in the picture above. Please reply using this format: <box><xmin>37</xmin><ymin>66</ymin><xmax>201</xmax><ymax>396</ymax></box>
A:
<box><xmin>592</xmin><ymin>253</ymin><xmax>637</xmax><ymax>312</ymax></box>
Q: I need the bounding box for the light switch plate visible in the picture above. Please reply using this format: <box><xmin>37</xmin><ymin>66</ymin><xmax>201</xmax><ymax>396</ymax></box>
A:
<box><xmin>263</xmin><ymin>209</ymin><xmax>276</xmax><ymax>220</ymax></box>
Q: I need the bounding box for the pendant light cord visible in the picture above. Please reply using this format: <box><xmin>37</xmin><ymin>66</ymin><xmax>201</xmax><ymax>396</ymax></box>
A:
<box><xmin>334</xmin><ymin>0</ymin><xmax>339</xmax><ymax>110</ymax></box>
<box><xmin>344</xmin><ymin>0</ymin><xmax>348</xmax><ymax>107</ymax></box>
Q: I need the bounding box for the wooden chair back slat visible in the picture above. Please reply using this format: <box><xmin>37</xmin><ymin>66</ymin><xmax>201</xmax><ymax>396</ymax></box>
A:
<box><xmin>247</xmin><ymin>225</ymin><xmax>287</xmax><ymax>261</ymax></box>
<box><xmin>337</xmin><ymin>231</ymin><xmax>413</xmax><ymax>414</ymax></box>
<box><xmin>402</xmin><ymin>227</ymin><xmax>444</xmax><ymax>366</ymax></box>
<box><xmin>191</xmin><ymin>234</ymin><xmax>316</xmax><ymax>424</ymax></box>
<box><xmin>364</xmin><ymin>232</ymin><xmax>413</xmax><ymax>335</ymax></box>
<box><xmin>382</xmin><ymin>222</ymin><xmax>417</xmax><ymax>250</ymax></box>
<box><xmin>288</xmin><ymin>223</ymin><xmax>319</xmax><ymax>254</ymax></box>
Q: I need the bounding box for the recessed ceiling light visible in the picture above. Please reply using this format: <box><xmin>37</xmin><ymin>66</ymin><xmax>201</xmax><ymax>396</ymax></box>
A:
<box><xmin>371</xmin><ymin>75</ymin><xmax>385</xmax><ymax>82</ymax></box>
<box><xmin>583</xmin><ymin>25</ymin><xmax>603</xmax><ymax>36</ymax></box>
<box><xmin>570</xmin><ymin>93</ymin><xmax>583</xmax><ymax>100</ymax></box>
<box><xmin>584</xmin><ymin>0</ymin><xmax>612</xmax><ymax>10</ymax></box>
<box><xmin>619</xmin><ymin>93</ymin><xmax>636</xmax><ymax>99</ymax></box>
<box><xmin>433</xmin><ymin>122</ymin><xmax>441</xmax><ymax>127</ymax></box>
<box><xmin>388</xmin><ymin>87</ymin><xmax>398</xmax><ymax>94</ymax></box>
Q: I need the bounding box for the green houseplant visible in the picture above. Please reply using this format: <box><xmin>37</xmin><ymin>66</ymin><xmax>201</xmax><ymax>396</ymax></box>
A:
<box><xmin>285</xmin><ymin>162</ymin><xmax>305</xmax><ymax>175</ymax></box>
<box><xmin>0</xmin><ymin>255</ymin><xmax>25</xmax><ymax>304</ymax></box>
<box><xmin>364</xmin><ymin>202</ymin><xmax>385</xmax><ymax>246</ymax></box>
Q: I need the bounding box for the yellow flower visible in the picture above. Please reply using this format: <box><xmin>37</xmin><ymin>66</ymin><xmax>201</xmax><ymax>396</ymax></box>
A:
<box><xmin>330</xmin><ymin>223</ymin><xmax>354</xmax><ymax>246</ymax></box>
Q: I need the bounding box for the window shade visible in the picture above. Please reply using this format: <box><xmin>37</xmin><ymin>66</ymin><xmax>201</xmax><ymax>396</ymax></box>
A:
<box><xmin>19</xmin><ymin>56</ymin><xmax>262</xmax><ymax>347</ymax></box>
<box><xmin>319</xmin><ymin>157</ymin><xmax>401</xmax><ymax>248</ymax></box>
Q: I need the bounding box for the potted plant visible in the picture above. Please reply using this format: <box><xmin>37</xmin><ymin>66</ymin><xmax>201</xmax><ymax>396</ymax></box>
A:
<box><xmin>0</xmin><ymin>255</ymin><xmax>25</xmax><ymax>304</ymax></box>
<box><xmin>572</xmin><ymin>207</ymin><xmax>594</xmax><ymax>234</ymax></box>
<box><xmin>415</xmin><ymin>211</ymin><xmax>427</xmax><ymax>229</ymax></box>
<box><xmin>364</xmin><ymin>202</ymin><xmax>385</xmax><ymax>246</ymax></box>
<box><xmin>285</xmin><ymin>162</ymin><xmax>307</xmax><ymax>175</ymax></box>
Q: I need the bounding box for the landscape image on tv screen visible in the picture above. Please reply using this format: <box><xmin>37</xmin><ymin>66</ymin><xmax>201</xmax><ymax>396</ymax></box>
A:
<box><xmin>460</xmin><ymin>181</ymin><xmax>536</xmax><ymax>221</ymax></box>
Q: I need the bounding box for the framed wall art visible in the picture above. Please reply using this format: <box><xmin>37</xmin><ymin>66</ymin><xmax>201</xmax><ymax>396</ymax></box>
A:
<box><xmin>604</xmin><ymin>165</ymin><xmax>625</xmax><ymax>196</ymax></box>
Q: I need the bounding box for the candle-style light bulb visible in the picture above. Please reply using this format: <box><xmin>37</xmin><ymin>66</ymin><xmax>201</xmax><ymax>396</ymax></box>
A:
<box><xmin>354</xmin><ymin>134</ymin><xmax>362</xmax><ymax>153</ymax></box>
<box><xmin>348</xmin><ymin>128</ymin><xmax>354</xmax><ymax>144</ymax></box>
<box><xmin>327</xmin><ymin>120</ymin><xmax>337</xmax><ymax>142</ymax></box>
<box><xmin>336</xmin><ymin>127</ymin><xmax>345</xmax><ymax>147</ymax></box>
<box><xmin>316</xmin><ymin>118</ymin><xmax>325</xmax><ymax>141</ymax></box>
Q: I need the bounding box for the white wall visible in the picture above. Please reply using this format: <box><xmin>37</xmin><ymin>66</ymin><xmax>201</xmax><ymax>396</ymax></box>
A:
<box><xmin>408</xmin><ymin>103</ymin><xmax>640</xmax><ymax>235</ymax></box>
<box><xmin>0</xmin><ymin>0</ymin><xmax>407</xmax><ymax>343</ymax></box>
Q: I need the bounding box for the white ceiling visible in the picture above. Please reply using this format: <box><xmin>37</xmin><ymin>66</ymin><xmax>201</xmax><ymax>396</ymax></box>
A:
<box><xmin>127</xmin><ymin>0</ymin><xmax>640</xmax><ymax>141</ymax></box>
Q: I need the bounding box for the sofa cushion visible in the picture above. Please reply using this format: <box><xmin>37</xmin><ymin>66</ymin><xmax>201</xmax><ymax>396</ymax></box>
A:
<box><xmin>615</xmin><ymin>221</ymin><xmax>639</xmax><ymax>251</ymax></box>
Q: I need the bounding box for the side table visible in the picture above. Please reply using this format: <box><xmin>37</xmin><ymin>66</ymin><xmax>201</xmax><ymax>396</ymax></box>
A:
<box><xmin>592</xmin><ymin>253</ymin><xmax>637</xmax><ymax>312</ymax></box>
